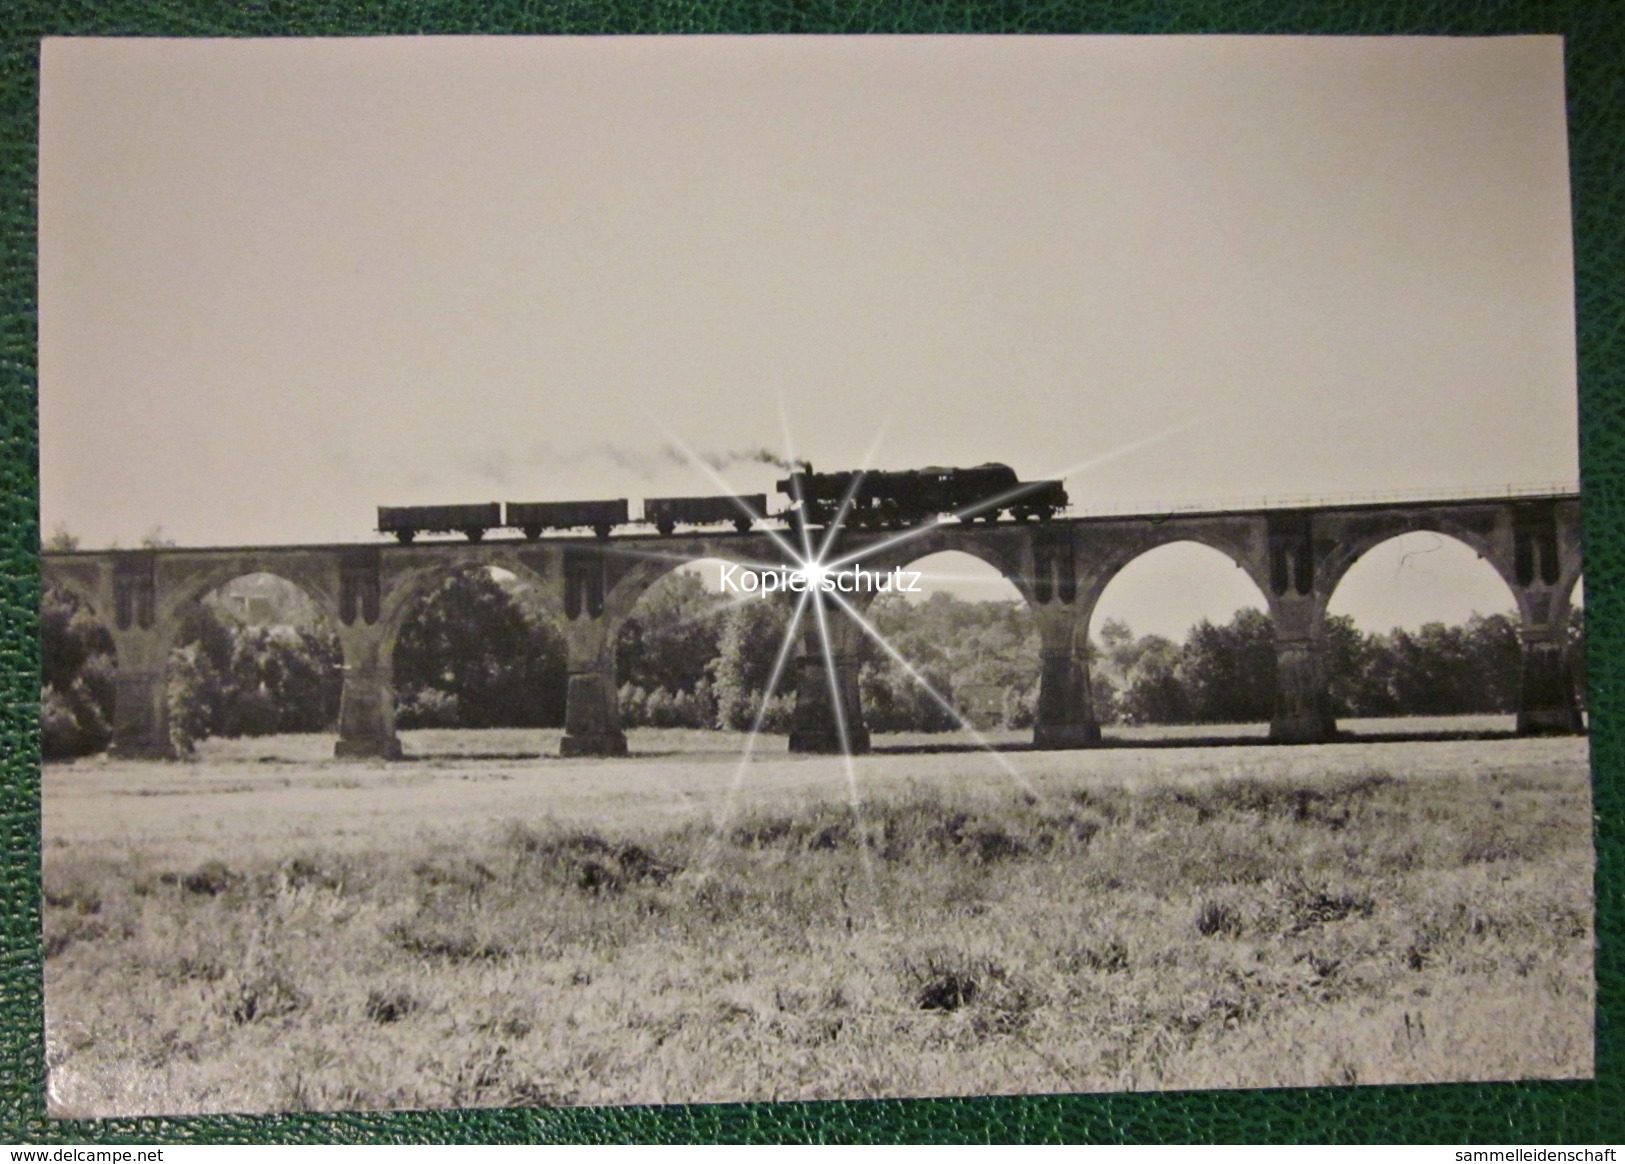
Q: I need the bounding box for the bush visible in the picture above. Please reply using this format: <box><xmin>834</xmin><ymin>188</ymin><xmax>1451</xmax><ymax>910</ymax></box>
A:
<box><xmin>396</xmin><ymin>688</ymin><xmax>460</xmax><ymax>730</ymax></box>
<box><xmin>167</xmin><ymin>643</ymin><xmax>224</xmax><ymax>754</ymax></box>
<box><xmin>40</xmin><ymin>587</ymin><xmax>116</xmax><ymax>758</ymax></box>
<box><xmin>223</xmin><ymin>684</ymin><xmax>281</xmax><ymax>737</ymax></box>
<box><xmin>1195</xmin><ymin>899</ymin><xmax>1243</xmax><ymax>937</ymax></box>
<box><xmin>757</xmin><ymin>692</ymin><xmax>796</xmax><ymax>734</ymax></box>
<box><xmin>712</xmin><ymin>599</ymin><xmax>798</xmax><ymax>730</ymax></box>
<box><xmin>41</xmin><ymin>687</ymin><xmax>89</xmax><ymax>759</ymax></box>
<box><xmin>1003</xmin><ymin>685</ymin><xmax>1037</xmax><ymax>730</ymax></box>
<box><xmin>165</xmin><ymin>603</ymin><xmax>343</xmax><ymax>746</ymax></box>
<box><xmin>617</xmin><ymin>684</ymin><xmax>649</xmax><ymax>729</ymax></box>
<box><xmin>393</xmin><ymin>568</ymin><xmax>567</xmax><ymax>729</ymax></box>
<box><xmin>673</xmin><ymin>679</ymin><xmax>718</xmax><ymax>728</ymax></box>
<box><xmin>861</xmin><ymin>661</ymin><xmax>958</xmax><ymax>733</ymax></box>
<box><xmin>618</xmin><ymin>679</ymin><xmax>721</xmax><ymax>729</ymax></box>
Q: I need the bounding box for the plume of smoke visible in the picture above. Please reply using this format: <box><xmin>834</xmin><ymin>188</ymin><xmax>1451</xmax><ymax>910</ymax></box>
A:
<box><xmin>702</xmin><ymin>447</ymin><xmax>810</xmax><ymax>473</ymax></box>
<box><xmin>597</xmin><ymin>443</ymin><xmax>808</xmax><ymax>477</ymax></box>
<box><xmin>434</xmin><ymin>441</ymin><xmax>811</xmax><ymax>486</ymax></box>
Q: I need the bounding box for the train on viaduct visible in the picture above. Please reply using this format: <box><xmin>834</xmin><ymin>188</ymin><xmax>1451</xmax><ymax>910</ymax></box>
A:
<box><xmin>40</xmin><ymin>492</ymin><xmax>1583</xmax><ymax>760</ymax></box>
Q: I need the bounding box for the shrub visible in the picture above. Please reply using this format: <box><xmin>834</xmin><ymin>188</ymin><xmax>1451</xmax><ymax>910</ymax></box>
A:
<box><xmin>1003</xmin><ymin>685</ymin><xmax>1037</xmax><ymax>729</ymax></box>
<box><xmin>40</xmin><ymin>586</ymin><xmax>116</xmax><ymax>757</ymax></box>
<box><xmin>1195</xmin><ymin>900</ymin><xmax>1243</xmax><ymax>937</ymax></box>
<box><xmin>900</xmin><ymin>948</ymin><xmax>1038</xmax><ymax>1035</ymax></box>
<box><xmin>223</xmin><ymin>684</ymin><xmax>280</xmax><ymax>737</ymax></box>
<box><xmin>396</xmin><ymin>687</ymin><xmax>460</xmax><ymax>730</ymax></box>
<box><xmin>364</xmin><ymin>988</ymin><xmax>421</xmax><ymax>1024</ymax></box>
<box><xmin>41</xmin><ymin>687</ymin><xmax>89</xmax><ymax>760</ymax></box>
<box><xmin>619</xmin><ymin>679</ymin><xmax>722</xmax><ymax>729</ymax></box>
<box><xmin>393</xmin><ymin>567</ymin><xmax>568</xmax><ymax>728</ymax></box>
<box><xmin>617</xmin><ymin>684</ymin><xmax>648</xmax><ymax>728</ymax></box>
<box><xmin>1075</xmin><ymin>939</ymin><xmax>1130</xmax><ymax>974</ymax></box>
<box><xmin>1285</xmin><ymin>882</ymin><xmax>1374</xmax><ymax>933</ymax></box>
<box><xmin>179</xmin><ymin>861</ymin><xmax>238</xmax><ymax>896</ymax></box>
<box><xmin>229</xmin><ymin>973</ymin><xmax>305</xmax><ymax>1024</ymax></box>
<box><xmin>507</xmin><ymin>825</ymin><xmax>680</xmax><ymax>893</ymax></box>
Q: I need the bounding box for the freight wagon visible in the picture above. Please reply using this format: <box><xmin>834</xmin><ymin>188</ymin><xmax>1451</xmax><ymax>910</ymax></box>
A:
<box><xmin>377</xmin><ymin>503</ymin><xmax>502</xmax><ymax>543</ymax></box>
<box><xmin>642</xmin><ymin>495</ymin><xmax>766</xmax><ymax>536</ymax></box>
<box><xmin>506</xmin><ymin>499</ymin><xmax>629</xmax><ymax>540</ymax></box>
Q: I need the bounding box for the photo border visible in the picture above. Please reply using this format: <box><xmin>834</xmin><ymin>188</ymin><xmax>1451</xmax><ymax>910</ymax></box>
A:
<box><xmin>3</xmin><ymin>0</ymin><xmax>1619</xmax><ymax>1144</ymax></box>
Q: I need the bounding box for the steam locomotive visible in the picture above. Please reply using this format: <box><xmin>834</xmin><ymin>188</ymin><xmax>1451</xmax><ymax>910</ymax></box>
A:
<box><xmin>376</xmin><ymin>463</ymin><xmax>1066</xmax><ymax>542</ymax></box>
<box><xmin>776</xmin><ymin>463</ymin><xmax>1067</xmax><ymax>530</ymax></box>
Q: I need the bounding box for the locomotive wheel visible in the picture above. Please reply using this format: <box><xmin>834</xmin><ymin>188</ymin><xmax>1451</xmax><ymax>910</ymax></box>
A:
<box><xmin>395</xmin><ymin>530</ymin><xmax>416</xmax><ymax>544</ymax></box>
<box><xmin>464</xmin><ymin>528</ymin><xmax>485</xmax><ymax>542</ymax></box>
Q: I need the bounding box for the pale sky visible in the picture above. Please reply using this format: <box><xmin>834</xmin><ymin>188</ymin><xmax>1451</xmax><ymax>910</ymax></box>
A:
<box><xmin>39</xmin><ymin>36</ymin><xmax>1579</xmax><ymax>631</ymax></box>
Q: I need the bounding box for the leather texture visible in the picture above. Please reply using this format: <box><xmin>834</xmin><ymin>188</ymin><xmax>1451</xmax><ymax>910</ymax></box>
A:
<box><xmin>1</xmin><ymin>0</ymin><xmax>1620</xmax><ymax>1144</ymax></box>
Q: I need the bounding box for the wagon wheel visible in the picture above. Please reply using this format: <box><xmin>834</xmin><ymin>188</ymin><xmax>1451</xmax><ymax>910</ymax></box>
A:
<box><xmin>733</xmin><ymin>516</ymin><xmax>752</xmax><ymax>533</ymax></box>
<box><xmin>522</xmin><ymin>526</ymin><xmax>543</xmax><ymax>541</ymax></box>
<box><xmin>464</xmin><ymin>528</ymin><xmax>485</xmax><ymax>542</ymax></box>
<box><xmin>395</xmin><ymin>530</ymin><xmax>416</xmax><ymax>544</ymax></box>
<box><xmin>657</xmin><ymin>519</ymin><xmax>676</xmax><ymax>537</ymax></box>
<box><xmin>594</xmin><ymin>522</ymin><xmax>613</xmax><ymax>540</ymax></box>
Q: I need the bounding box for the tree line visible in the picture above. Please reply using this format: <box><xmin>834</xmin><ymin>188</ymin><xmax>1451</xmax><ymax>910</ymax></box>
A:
<box><xmin>1089</xmin><ymin>607</ymin><xmax>1582</xmax><ymax>726</ymax></box>
<box><xmin>39</xmin><ymin>564</ymin><xmax>1583</xmax><ymax>759</ymax></box>
<box><xmin>39</xmin><ymin>568</ymin><xmax>569</xmax><ymax>758</ymax></box>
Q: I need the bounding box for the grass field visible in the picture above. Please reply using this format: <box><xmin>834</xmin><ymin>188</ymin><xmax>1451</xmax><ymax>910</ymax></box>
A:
<box><xmin>41</xmin><ymin>727</ymin><xmax>1594</xmax><ymax>1116</ymax></box>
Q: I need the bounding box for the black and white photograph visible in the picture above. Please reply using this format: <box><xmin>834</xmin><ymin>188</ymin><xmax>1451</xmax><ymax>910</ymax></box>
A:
<box><xmin>36</xmin><ymin>35</ymin><xmax>1592</xmax><ymax>1117</ymax></box>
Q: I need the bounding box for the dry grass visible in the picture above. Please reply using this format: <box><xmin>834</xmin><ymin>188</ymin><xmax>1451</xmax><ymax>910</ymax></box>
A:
<box><xmin>42</xmin><ymin>731</ymin><xmax>1593</xmax><ymax>1116</ymax></box>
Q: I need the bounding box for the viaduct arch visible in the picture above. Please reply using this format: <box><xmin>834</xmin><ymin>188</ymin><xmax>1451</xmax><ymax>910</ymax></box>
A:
<box><xmin>41</xmin><ymin>493</ymin><xmax>1583</xmax><ymax>758</ymax></box>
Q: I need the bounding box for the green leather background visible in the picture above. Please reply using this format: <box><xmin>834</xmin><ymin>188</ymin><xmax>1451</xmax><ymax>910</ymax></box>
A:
<box><xmin>2</xmin><ymin>0</ymin><xmax>1619</xmax><ymax>1144</ymax></box>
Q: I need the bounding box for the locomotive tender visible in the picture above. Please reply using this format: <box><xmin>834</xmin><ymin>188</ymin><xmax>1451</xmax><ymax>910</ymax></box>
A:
<box><xmin>376</xmin><ymin>463</ymin><xmax>1065</xmax><ymax>542</ymax></box>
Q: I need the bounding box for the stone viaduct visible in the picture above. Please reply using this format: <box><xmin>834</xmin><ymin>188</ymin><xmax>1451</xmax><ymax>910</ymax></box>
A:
<box><xmin>40</xmin><ymin>493</ymin><xmax>1584</xmax><ymax>759</ymax></box>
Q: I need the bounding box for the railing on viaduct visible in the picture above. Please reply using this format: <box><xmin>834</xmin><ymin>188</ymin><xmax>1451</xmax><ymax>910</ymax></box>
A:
<box><xmin>40</xmin><ymin>492</ymin><xmax>1584</xmax><ymax>759</ymax></box>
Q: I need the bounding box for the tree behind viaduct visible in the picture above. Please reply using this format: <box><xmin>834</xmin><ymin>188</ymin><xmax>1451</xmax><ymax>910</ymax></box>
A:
<box><xmin>40</xmin><ymin>494</ymin><xmax>1583</xmax><ymax>759</ymax></box>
